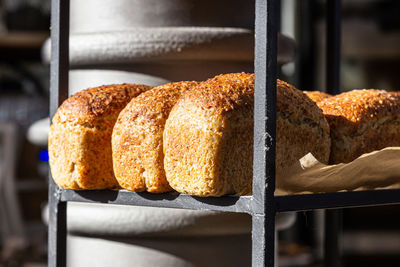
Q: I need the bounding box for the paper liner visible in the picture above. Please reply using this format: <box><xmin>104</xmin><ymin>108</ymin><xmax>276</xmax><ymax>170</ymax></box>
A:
<box><xmin>276</xmin><ymin>147</ymin><xmax>400</xmax><ymax>196</ymax></box>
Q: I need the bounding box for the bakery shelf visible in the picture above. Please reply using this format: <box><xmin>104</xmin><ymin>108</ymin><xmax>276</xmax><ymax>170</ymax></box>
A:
<box><xmin>59</xmin><ymin>188</ymin><xmax>400</xmax><ymax>214</ymax></box>
<box><xmin>60</xmin><ymin>189</ymin><xmax>253</xmax><ymax>214</ymax></box>
<box><xmin>275</xmin><ymin>189</ymin><xmax>400</xmax><ymax>212</ymax></box>
<box><xmin>48</xmin><ymin>0</ymin><xmax>400</xmax><ymax>267</ymax></box>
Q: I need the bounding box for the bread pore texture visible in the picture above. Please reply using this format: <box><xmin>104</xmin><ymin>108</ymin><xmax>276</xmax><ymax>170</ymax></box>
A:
<box><xmin>163</xmin><ymin>73</ymin><xmax>331</xmax><ymax>196</ymax></box>
<box><xmin>49</xmin><ymin>83</ymin><xmax>151</xmax><ymax>189</ymax></box>
<box><xmin>112</xmin><ymin>81</ymin><xmax>199</xmax><ymax>192</ymax></box>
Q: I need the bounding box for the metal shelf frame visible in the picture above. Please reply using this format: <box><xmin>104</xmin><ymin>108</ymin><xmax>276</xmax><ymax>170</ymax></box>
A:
<box><xmin>48</xmin><ymin>0</ymin><xmax>400</xmax><ymax>266</ymax></box>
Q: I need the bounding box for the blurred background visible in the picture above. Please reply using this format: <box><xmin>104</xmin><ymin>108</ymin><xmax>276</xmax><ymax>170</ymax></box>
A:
<box><xmin>0</xmin><ymin>0</ymin><xmax>399</xmax><ymax>266</ymax></box>
<box><xmin>0</xmin><ymin>0</ymin><xmax>50</xmax><ymax>266</ymax></box>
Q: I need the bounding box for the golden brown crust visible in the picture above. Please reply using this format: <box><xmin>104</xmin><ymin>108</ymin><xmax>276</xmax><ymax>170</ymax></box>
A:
<box><xmin>181</xmin><ymin>73</ymin><xmax>254</xmax><ymax>115</ymax></box>
<box><xmin>318</xmin><ymin>89</ymin><xmax>399</xmax><ymax>127</ymax></box>
<box><xmin>304</xmin><ymin>91</ymin><xmax>332</xmax><ymax>103</ymax></box>
<box><xmin>53</xmin><ymin>84</ymin><xmax>151</xmax><ymax>126</ymax></box>
<box><xmin>276</xmin><ymin>80</ymin><xmax>331</xmax><ymax>172</ymax></box>
<box><xmin>389</xmin><ymin>91</ymin><xmax>400</xmax><ymax>96</ymax></box>
<box><xmin>164</xmin><ymin>73</ymin><xmax>331</xmax><ymax>197</ymax></box>
<box><xmin>112</xmin><ymin>81</ymin><xmax>199</xmax><ymax>193</ymax></box>
<box><xmin>49</xmin><ymin>83</ymin><xmax>151</xmax><ymax>189</ymax></box>
<box><xmin>318</xmin><ymin>89</ymin><xmax>400</xmax><ymax>163</ymax></box>
<box><xmin>277</xmin><ymin>81</ymin><xmax>330</xmax><ymax>129</ymax></box>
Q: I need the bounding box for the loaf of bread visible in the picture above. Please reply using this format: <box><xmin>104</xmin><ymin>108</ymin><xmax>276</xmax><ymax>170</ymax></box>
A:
<box><xmin>317</xmin><ymin>89</ymin><xmax>400</xmax><ymax>164</ymax></box>
<box><xmin>163</xmin><ymin>73</ymin><xmax>331</xmax><ymax>196</ymax></box>
<box><xmin>49</xmin><ymin>84</ymin><xmax>151</xmax><ymax>189</ymax></box>
<box><xmin>112</xmin><ymin>81</ymin><xmax>198</xmax><ymax>192</ymax></box>
<box><xmin>304</xmin><ymin>91</ymin><xmax>331</xmax><ymax>103</ymax></box>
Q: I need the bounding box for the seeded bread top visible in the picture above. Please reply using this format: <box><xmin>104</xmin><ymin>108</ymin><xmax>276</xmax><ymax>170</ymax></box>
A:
<box><xmin>52</xmin><ymin>83</ymin><xmax>151</xmax><ymax>126</ymax></box>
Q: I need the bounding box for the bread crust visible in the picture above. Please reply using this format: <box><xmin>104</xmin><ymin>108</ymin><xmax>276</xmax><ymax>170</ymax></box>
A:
<box><xmin>276</xmin><ymin>81</ymin><xmax>331</xmax><ymax>172</ymax></box>
<box><xmin>163</xmin><ymin>73</ymin><xmax>330</xmax><ymax>196</ymax></box>
<box><xmin>304</xmin><ymin>91</ymin><xmax>332</xmax><ymax>103</ymax></box>
<box><xmin>318</xmin><ymin>89</ymin><xmax>400</xmax><ymax>163</ymax></box>
<box><xmin>112</xmin><ymin>81</ymin><xmax>198</xmax><ymax>193</ymax></box>
<box><xmin>49</xmin><ymin>83</ymin><xmax>151</xmax><ymax>189</ymax></box>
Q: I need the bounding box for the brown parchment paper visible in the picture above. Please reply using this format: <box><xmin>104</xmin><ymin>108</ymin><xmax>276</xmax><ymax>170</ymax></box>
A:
<box><xmin>276</xmin><ymin>147</ymin><xmax>400</xmax><ymax>196</ymax></box>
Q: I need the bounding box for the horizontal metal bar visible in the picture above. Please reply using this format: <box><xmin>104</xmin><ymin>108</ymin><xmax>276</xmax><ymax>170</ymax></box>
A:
<box><xmin>60</xmin><ymin>189</ymin><xmax>253</xmax><ymax>214</ymax></box>
<box><xmin>275</xmin><ymin>189</ymin><xmax>400</xmax><ymax>212</ymax></box>
<box><xmin>61</xmin><ymin>188</ymin><xmax>400</xmax><ymax>214</ymax></box>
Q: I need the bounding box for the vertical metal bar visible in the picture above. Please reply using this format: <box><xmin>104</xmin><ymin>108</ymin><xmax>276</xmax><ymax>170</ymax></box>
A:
<box><xmin>326</xmin><ymin>0</ymin><xmax>341</xmax><ymax>95</ymax></box>
<box><xmin>48</xmin><ymin>183</ymin><xmax>67</xmax><ymax>267</ymax></box>
<box><xmin>253</xmin><ymin>0</ymin><xmax>278</xmax><ymax>266</ymax></box>
<box><xmin>324</xmin><ymin>1</ymin><xmax>342</xmax><ymax>267</ymax></box>
<box><xmin>296</xmin><ymin>1</ymin><xmax>325</xmax><ymax>261</ymax></box>
<box><xmin>296</xmin><ymin>0</ymin><xmax>317</xmax><ymax>91</ymax></box>
<box><xmin>50</xmin><ymin>0</ymin><xmax>69</xmax><ymax>117</ymax></box>
<box><xmin>324</xmin><ymin>210</ymin><xmax>342</xmax><ymax>267</ymax></box>
<box><xmin>49</xmin><ymin>0</ymin><xmax>70</xmax><ymax>266</ymax></box>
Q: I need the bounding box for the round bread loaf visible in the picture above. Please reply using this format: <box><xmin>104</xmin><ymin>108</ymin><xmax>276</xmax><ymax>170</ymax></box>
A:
<box><xmin>112</xmin><ymin>81</ymin><xmax>199</xmax><ymax>193</ymax></box>
<box><xmin>304</xmin><ymin>91</ymin><xmax>332</xmax><ymax>103</ymax></box>
<box><xmin>49</xmin><ymin>83</ymin><xmax>151</xmax><ymax>189</ymax></box>
<box><xmin>318</xmin><ymin>89</ymin><xmax>400</xmax><ymax>164</ymax></box>
<box><xmin>163</xmin><ymin>73</ymin><xmax>331</xmax><ymax>196</ymax></box>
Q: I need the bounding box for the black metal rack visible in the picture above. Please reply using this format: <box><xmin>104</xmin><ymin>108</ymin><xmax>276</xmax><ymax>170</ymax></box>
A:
<box><xmin>48</xmin><ymin>0</ymin><xmax>400</xmax><ymax>266</ymax></box>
